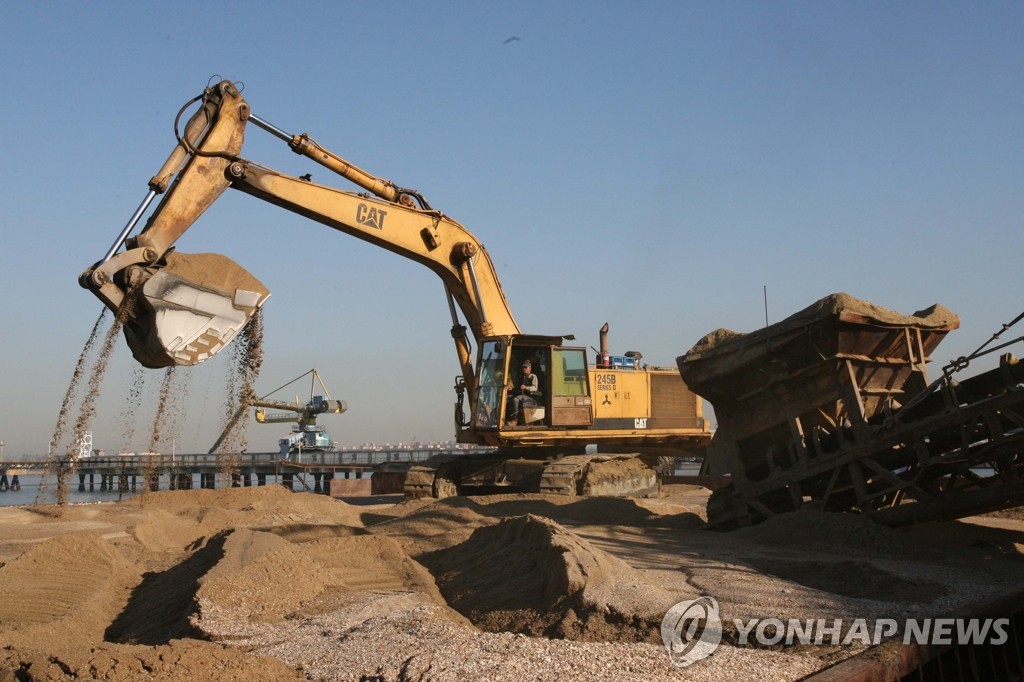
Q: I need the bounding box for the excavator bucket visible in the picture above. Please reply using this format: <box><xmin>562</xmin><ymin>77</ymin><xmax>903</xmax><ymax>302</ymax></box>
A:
<box><xmin>121</xmin><ymin>252</ymin><xmax>270</xmax><ymax>368</ymax></box>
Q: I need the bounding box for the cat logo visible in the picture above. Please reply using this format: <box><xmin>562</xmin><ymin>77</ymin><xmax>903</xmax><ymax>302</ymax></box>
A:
<box><xmin>356</xmin><ymin>203</ymin><xmax>387</xmax><ymax>230</ymax></box>
<box><xmin>635</xmin><ymin>418</ymin><xmax>648</xmax><ymax>429</ymax></box>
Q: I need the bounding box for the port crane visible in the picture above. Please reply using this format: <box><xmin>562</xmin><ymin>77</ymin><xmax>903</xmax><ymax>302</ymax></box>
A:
<box><xmin>207</xmin><ymin>368</ymin><xmax>346</xmax><ymax>457</ymax></box>
<box><xmin>253</xmin><ymin>368</ymin><xmax>346</xmax><ymax>457</ymax></box>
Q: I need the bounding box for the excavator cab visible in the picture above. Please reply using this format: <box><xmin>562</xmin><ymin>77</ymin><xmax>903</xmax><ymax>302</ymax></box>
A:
<box><xmin>472</xmin><ymin>337</ymin><xmax>594</xmax><ymax>432</ymax></box>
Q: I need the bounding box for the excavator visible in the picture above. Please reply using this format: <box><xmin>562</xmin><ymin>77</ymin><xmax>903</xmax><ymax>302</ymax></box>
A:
<box><xmin>79</xmin><ymin>79</ymin><xmax>711</xmax><ymax>497</ymax></box>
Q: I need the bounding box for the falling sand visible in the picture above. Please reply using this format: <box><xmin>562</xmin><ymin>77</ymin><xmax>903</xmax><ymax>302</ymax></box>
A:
<box><xmin>118</xmin><ymin>366</ymin><xmax>147</xmax><ymax>451</ymax></box>
<box><xmin>45</xmin><ymin>291</ymin><xmax>264</xmax><ymax>508</ymax></box>
<box><xmin>40</xmin><ymin>309</ymin><xmax>109</xmax><ymax>507</ymax></box>
<box><xmin>215</xmin><ymin>309</ymin><xmax>264</xmax><ymax>477</ymax></box>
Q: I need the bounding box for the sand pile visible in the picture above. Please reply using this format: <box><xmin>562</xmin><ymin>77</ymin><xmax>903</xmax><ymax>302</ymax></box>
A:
<box><xmin>481</xmin><ymin>494</ymin><xmax>655</xmax><ymax>525</ymax></box>
<box><xmin>369</xmin><ymin>495</ymin><xmax>499</xmax><ymax>557</ymax></box>
<box><xmin>726</xmin><ymin>510</ymin><xmax>954</xmax><ymax>607</ymax></box>
<box><xmin>193</xmin><ymin>531</ymin><xmax>455</xmax><ymax>631</ymax></box>
<box><xmin>123</xmin><ymin>485</ymin><xmax>365</xmax><ymax>559</ymax></box>
<box><xmin>739</xmin><ymin>556</ymin><xmax>949</xmax><ymax>606</ymax></box>
<box><xmin>129</xmin><ymin>484</ymin><xmax>362</xmax><ymax>524</ymax></box>
<box><xmin>422</xmin><ymin>513</ymin><xmax>674</xmax><ymax>642</ymax></box>
<box><xmin>0</xmin><ymin>533</ymin><xmax>139</xmax><ymax>646</ymax></box>
<box><xmin>0</xmin><ymin>486</ymin><xmax>382</xmax><ymax>680</ymax></box>
<box><xmin>105</xmin><ymin>531</ymin><xmax>230</xmax><ymax>645</ymax></box>
<box><xmin>482</xmin><ymin>493</ymin><xmax>705</xmax><ymax>529</ymax></box>
<box><xmin>370</xmin><ymin>493</ymin><xmax>704</xmax><ymax>559</ymax></box>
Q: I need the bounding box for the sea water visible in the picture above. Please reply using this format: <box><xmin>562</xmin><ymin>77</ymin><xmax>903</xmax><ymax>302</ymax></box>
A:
<box><xmin>0</xmin><ymin>473</ymin><xmax>140</xmax><ymax>506</ymax></box>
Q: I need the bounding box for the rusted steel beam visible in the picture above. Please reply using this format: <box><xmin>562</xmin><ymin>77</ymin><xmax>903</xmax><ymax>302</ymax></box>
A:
<box><xmin>801</xmin><ymin>588</ymin><xmax>1024</xmax><ymax>681</ymax></box>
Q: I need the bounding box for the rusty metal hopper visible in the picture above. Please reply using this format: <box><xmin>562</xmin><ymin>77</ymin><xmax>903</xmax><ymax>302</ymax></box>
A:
<box><xmin>678</xmin><ymin>294</ymin><xmax>1024</xmax><ymax>530</ymax></box>
<box><xmin>681</xmin><ymin>293</ymin><xmax>959</xmax><ymax>435</ymax></box>
<box><xmin>678</xmin><ymin>293</ymin><xmax>961</xmax><ymax>522</ymax></box>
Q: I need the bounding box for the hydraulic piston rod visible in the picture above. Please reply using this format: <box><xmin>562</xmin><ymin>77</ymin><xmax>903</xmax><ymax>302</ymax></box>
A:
<box><xmin>100</xmin><ymin>190</ymin><xmax>158</xmax><ymax>264</ymax></box>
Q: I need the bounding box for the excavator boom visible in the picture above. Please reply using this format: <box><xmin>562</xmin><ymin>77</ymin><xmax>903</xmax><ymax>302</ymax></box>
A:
<box><xmin>80</xmin><ymin>80</ymin><xmax>517</xmax><ymax>390</ymax></box>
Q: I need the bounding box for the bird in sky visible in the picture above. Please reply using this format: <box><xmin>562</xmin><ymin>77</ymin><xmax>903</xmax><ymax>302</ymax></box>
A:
<box><xmin>502</xmin><ymin>36</ymin><xmax>521</xmax><ymax>45</ymax></box>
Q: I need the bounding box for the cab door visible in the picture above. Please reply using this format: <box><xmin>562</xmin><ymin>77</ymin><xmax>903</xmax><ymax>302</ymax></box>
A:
<box><xmin>472</xmin><ymin>339</ymin><xmax>507</xmax><ymax>429</ymax></box>
<box><xmin>549</xmin><ymin>347</ymin><xmax>594</xmax><ymax>427</ymax></box>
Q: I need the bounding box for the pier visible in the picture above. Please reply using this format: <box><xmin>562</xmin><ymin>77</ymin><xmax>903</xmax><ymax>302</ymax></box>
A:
<box><xmin>0</xmin><ymin>444</ymin><xmax>495</xmax><ymax>496</ymax></box>
<box><xmin>0</xmin><ymin>470</ymin><xmax>24</xmax><ymax>491</ymax></box>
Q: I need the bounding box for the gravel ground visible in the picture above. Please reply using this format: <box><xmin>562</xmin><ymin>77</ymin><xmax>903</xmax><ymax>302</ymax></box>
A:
<box><xmin>3</xmin><ymin>486</ymin><xmax>1023</xmax><ymax>681</ymax></box>
<box><xmin>198</xmin><ymin>591</ymin><xmax>829</xmax><ymax>682</ymax></box>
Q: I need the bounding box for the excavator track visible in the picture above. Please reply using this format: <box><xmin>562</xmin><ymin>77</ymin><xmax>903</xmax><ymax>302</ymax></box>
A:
<box><xmin>404</xmin><ymin>452</ymin><xmax>661</xmax><ymax>499</ymax></box>
<box><xmin>538</xmin><ymin>455</ymin><xmax>592</xmax><ymax>495</ymax></box>
<box><xmin>539</xmin><ymin>453</ymin><xmax>659</xmax><ymax>497</ymax></box>
<box><xmin>403</xmin><ymin>455</ymin><xmax>460</xmax><ymax>499</ymax></box>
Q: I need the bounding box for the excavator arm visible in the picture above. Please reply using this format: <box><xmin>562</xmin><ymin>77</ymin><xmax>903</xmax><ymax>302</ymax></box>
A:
<box><xmin>80</xmin><ymin>80</ymin><xmax>520</xmax><ymax>399</ymax></box>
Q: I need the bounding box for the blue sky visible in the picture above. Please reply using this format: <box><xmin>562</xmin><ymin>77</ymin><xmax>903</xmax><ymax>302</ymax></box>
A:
<box><xmin>1</xmin><ymin>2</ymin><xmax>1021</xmax><ymax>457</ymax></box>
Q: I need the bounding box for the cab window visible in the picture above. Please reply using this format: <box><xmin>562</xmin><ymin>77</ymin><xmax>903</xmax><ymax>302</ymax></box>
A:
<box><xmin>552</xmin><ymin>348</ymin><xmax>589</xmax><ymax>397</ymax></box>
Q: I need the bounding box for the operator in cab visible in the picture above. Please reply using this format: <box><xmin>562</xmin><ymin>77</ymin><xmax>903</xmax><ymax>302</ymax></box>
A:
<box><xmin>506</xmin><ymin>359</ymin><xmax>541</xmax><ymax>426</ymax></box>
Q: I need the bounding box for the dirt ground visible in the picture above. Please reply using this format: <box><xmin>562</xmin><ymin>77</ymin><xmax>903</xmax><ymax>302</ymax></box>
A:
<box><xmin>1</xmin><ymin>483</ymin><xmax>1022</xmax><ymax>681</ymax></box>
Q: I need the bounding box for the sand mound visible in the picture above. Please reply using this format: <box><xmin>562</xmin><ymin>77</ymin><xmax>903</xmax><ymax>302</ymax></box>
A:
<box><xmin>0</xmin><ymin>533</ymin><xmax>138</xmax><ymax>645</ymax></box>
<box><xmin>194</xmin><ymin>529</ymin><xmax>324</xmax><ymax>624</ymax></box>
<box><xmin>371</xmin><ymin>493</ymin><xmax>700</xmax><ymax>561</ymax></box>
<box><xmin>194</xmin><ymin>531</ymin><xmax>454</xmax><ymax>632</ymax></box>
<box><xmin>361</xmin><ymin>495</ymin><xmax>443</xmax><ymax>522</ymax></box>
<box><xmin>2</xmin><ymin>481</ymin><xmax>1023</xmax><ymax>681</ymax></box>
<box><xmin>422</xmin><ymin>514</ymin><xmax>673</xmax><ymax>642</ymax></box>
<box><xmin>105</xmin><ymin>531</ymin><xmax>230</xmax><ymax>645</ymax></box>
<box><xmin>740</xmin><ymin>556</ymin><xmax>948</xmax><ymax>605</ymax></box>
<box><xmin>129</xmin><ymin>507</ymin><xmax>211</xmax><ymax>555</ymax></box>
<box><xmin>254</xmin><ymin>521</ymin><xmax>367</xmax><ymax>543</ymax></box>
<box><xmin>733</xmin><ymin>509</ymin><xmax>944</xmax><ymax>559</ymax></box>
<box><xmin>370</xmin><ymin>495</ymin><xmax>498</xmax><ymax>557</ymax></box>
<box><xmin>131</xmin><ymin>485</ymin><xmax>361</xmax><ymax>522</ymax></box>
<box><xmin>116</xmin><ymin>486</ymin><xmax>365</xmax><ymax>557</ymax></box>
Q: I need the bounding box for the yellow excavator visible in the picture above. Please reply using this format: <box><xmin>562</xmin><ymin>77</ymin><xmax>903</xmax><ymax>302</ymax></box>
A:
<box><xmin>80</xmin><ymin>79</ymin><xmax>710</xmax><ymax>497</ymax></box>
